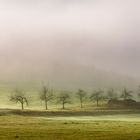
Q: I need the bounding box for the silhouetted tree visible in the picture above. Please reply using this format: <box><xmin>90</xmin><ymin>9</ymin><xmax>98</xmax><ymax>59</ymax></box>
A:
<box><xmin>57</xmin><ymin>91</ymin><xmax>71</xmax><ymax>109</ymax></box>
<box><xmin>136</xmin><ymin>85</ymin><xmax>140</xmax><ymax>100</ymax></box>
<box><xmin>90</xmin><ymin>90</ymin><xmax>104</xmax><ymax>107</ymax></box>
<box><xmin>121</xmin><ymin>88</ymin><xmax>132</xmax><ymax>100</ymax></box>
<box><xmin>76</xmin><ymin>89</ymin><xmax>87</xmax><ymax>108</ymax></box>
<box><xmin>107</xmin><ymin>88</ymin><xmax>117</xmax><ymax>100</ymax></box>
<box><xmin>10</xmin><ymin>89</ymin><xmax>28</xmax><ymax>110</ymax></box>
<box><xmin>40</xmin><ymin>85</ymin><xmax>54</xmax><ymax>110</ymax></box>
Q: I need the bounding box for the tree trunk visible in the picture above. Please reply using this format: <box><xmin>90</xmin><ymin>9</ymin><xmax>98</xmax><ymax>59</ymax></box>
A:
<box><xmin>45</xmin><ymin>100</ymin><xmax>48</xmax><ymax>110</ymax></box>
<box><xmin>21</xmin><ymin>103</ymin><xmax>24</xmax><ymax>110</ymax></box>
<box><xmin>80</xmin><ymin>101</ymin><xmax>83</xmax><ymax>108</ymax></box>
<box><xmin>97</xmin><ymin>99</ymin><xmax>99</xmax><ymax>107</ymax></box>
<box><xmin>62</xmin><ymin>102</ymin><xmax>65</xmax><ymax>109</ymax></box>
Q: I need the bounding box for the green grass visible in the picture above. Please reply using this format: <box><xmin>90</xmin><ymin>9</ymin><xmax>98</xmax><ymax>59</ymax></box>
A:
<box><xmin>0</xmin><ymin>114</ymin><xmax>140</xmax><ymax>140</ymax></box>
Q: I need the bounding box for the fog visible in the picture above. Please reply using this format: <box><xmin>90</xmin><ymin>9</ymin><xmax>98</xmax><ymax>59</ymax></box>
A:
<box><xmin>0</xmin><ymin>0</ymin><xmax>140</xmax><ymax>89</ymax></box>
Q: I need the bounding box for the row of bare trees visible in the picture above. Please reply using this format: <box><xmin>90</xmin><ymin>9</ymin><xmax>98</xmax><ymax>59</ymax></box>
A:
<box><xmin>10</xmin><ymin>86</ymin><xmax>140</xmax><ymax>110</ymax></box>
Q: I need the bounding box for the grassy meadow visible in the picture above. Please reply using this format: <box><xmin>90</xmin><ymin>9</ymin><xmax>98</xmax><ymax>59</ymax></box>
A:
<box><xmin>0</xmin><ymin>110</ymin><xmax>139</xmax><ymax>140</ymax></box>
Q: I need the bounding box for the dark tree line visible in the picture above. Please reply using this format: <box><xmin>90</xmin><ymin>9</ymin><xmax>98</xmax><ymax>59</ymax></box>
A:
<box><xmin>10</xmin><ymin>86</ymin><xmax>140</xmax><ymax>110</ymax></box>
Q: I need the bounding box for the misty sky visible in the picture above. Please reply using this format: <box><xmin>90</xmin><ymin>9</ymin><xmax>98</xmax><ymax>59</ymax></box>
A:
<box><xmin>0</xmin><ymin>0</ymin><xmax>140</xmax><ymax>88</ymax></box>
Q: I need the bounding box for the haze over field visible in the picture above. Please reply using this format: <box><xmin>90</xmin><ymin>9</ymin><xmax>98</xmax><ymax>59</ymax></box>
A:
<box><xmin>0</xmin><ymin>0</ymin><xmax>140</xmax><ymax>89</ymax></box>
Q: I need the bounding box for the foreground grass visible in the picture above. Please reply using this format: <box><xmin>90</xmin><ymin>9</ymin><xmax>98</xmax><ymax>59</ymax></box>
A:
<box><xmin>0</xmin><ymin>115</ymin><xmax>140</xmax><ymax>140</ymax></box>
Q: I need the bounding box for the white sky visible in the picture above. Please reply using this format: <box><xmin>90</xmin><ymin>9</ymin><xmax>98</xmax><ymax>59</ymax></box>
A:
<box><xmin>0</xmin><ymin>0</ymin><xmax>140</xmax><ymax>87</ymax></box>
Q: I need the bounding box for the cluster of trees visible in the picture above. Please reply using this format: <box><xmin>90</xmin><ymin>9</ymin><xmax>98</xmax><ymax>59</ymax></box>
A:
<box><xmin>10</xmin><ymin>85</ymin><xmax>140</xmax><ymax>110</ymax></box>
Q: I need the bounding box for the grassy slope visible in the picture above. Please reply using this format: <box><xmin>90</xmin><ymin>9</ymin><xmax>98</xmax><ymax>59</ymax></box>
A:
<box><xmin>0</xmin><ymin>114</ymin><xmax>140</xmax><ymax>140</ymax></box>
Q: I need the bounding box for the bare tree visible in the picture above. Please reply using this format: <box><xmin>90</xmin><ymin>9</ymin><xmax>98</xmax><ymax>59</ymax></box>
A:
<box><xmin>121</xmin><ymin>88</ymin><xmax>132</xmax><ymax>100</ymax></box>
<box><xmin>57</xmin><ymin>91</ymin><xmax>71</xmax><ymax>109</ymax></box>
<box><xmin>90</xmin><ymin>90</ymin><xmax>104</xmax><ymax>107</ymax></box>
<box><xmin>107</xmin><ymin>88</ymin><xmax>117</xmax><ymax>100</ymax></box>
<box><xmin>10</xmin><ymin>89</ymin><xmax>28</xmax><ymax>110</ymax></box>
<box><xmin>40</xmin><ymin>85</ymin><xmax>54</xmax><ymax>110</ymax></box>
<box><xmin>76</xmin><ymin>89</ymin><xmax>87</xmax><ymax>108</ymax></box>
<box><xmin>137</xmin><ymin>85</ymin><xmax>140</xmax><ymax>100</ymax></box>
